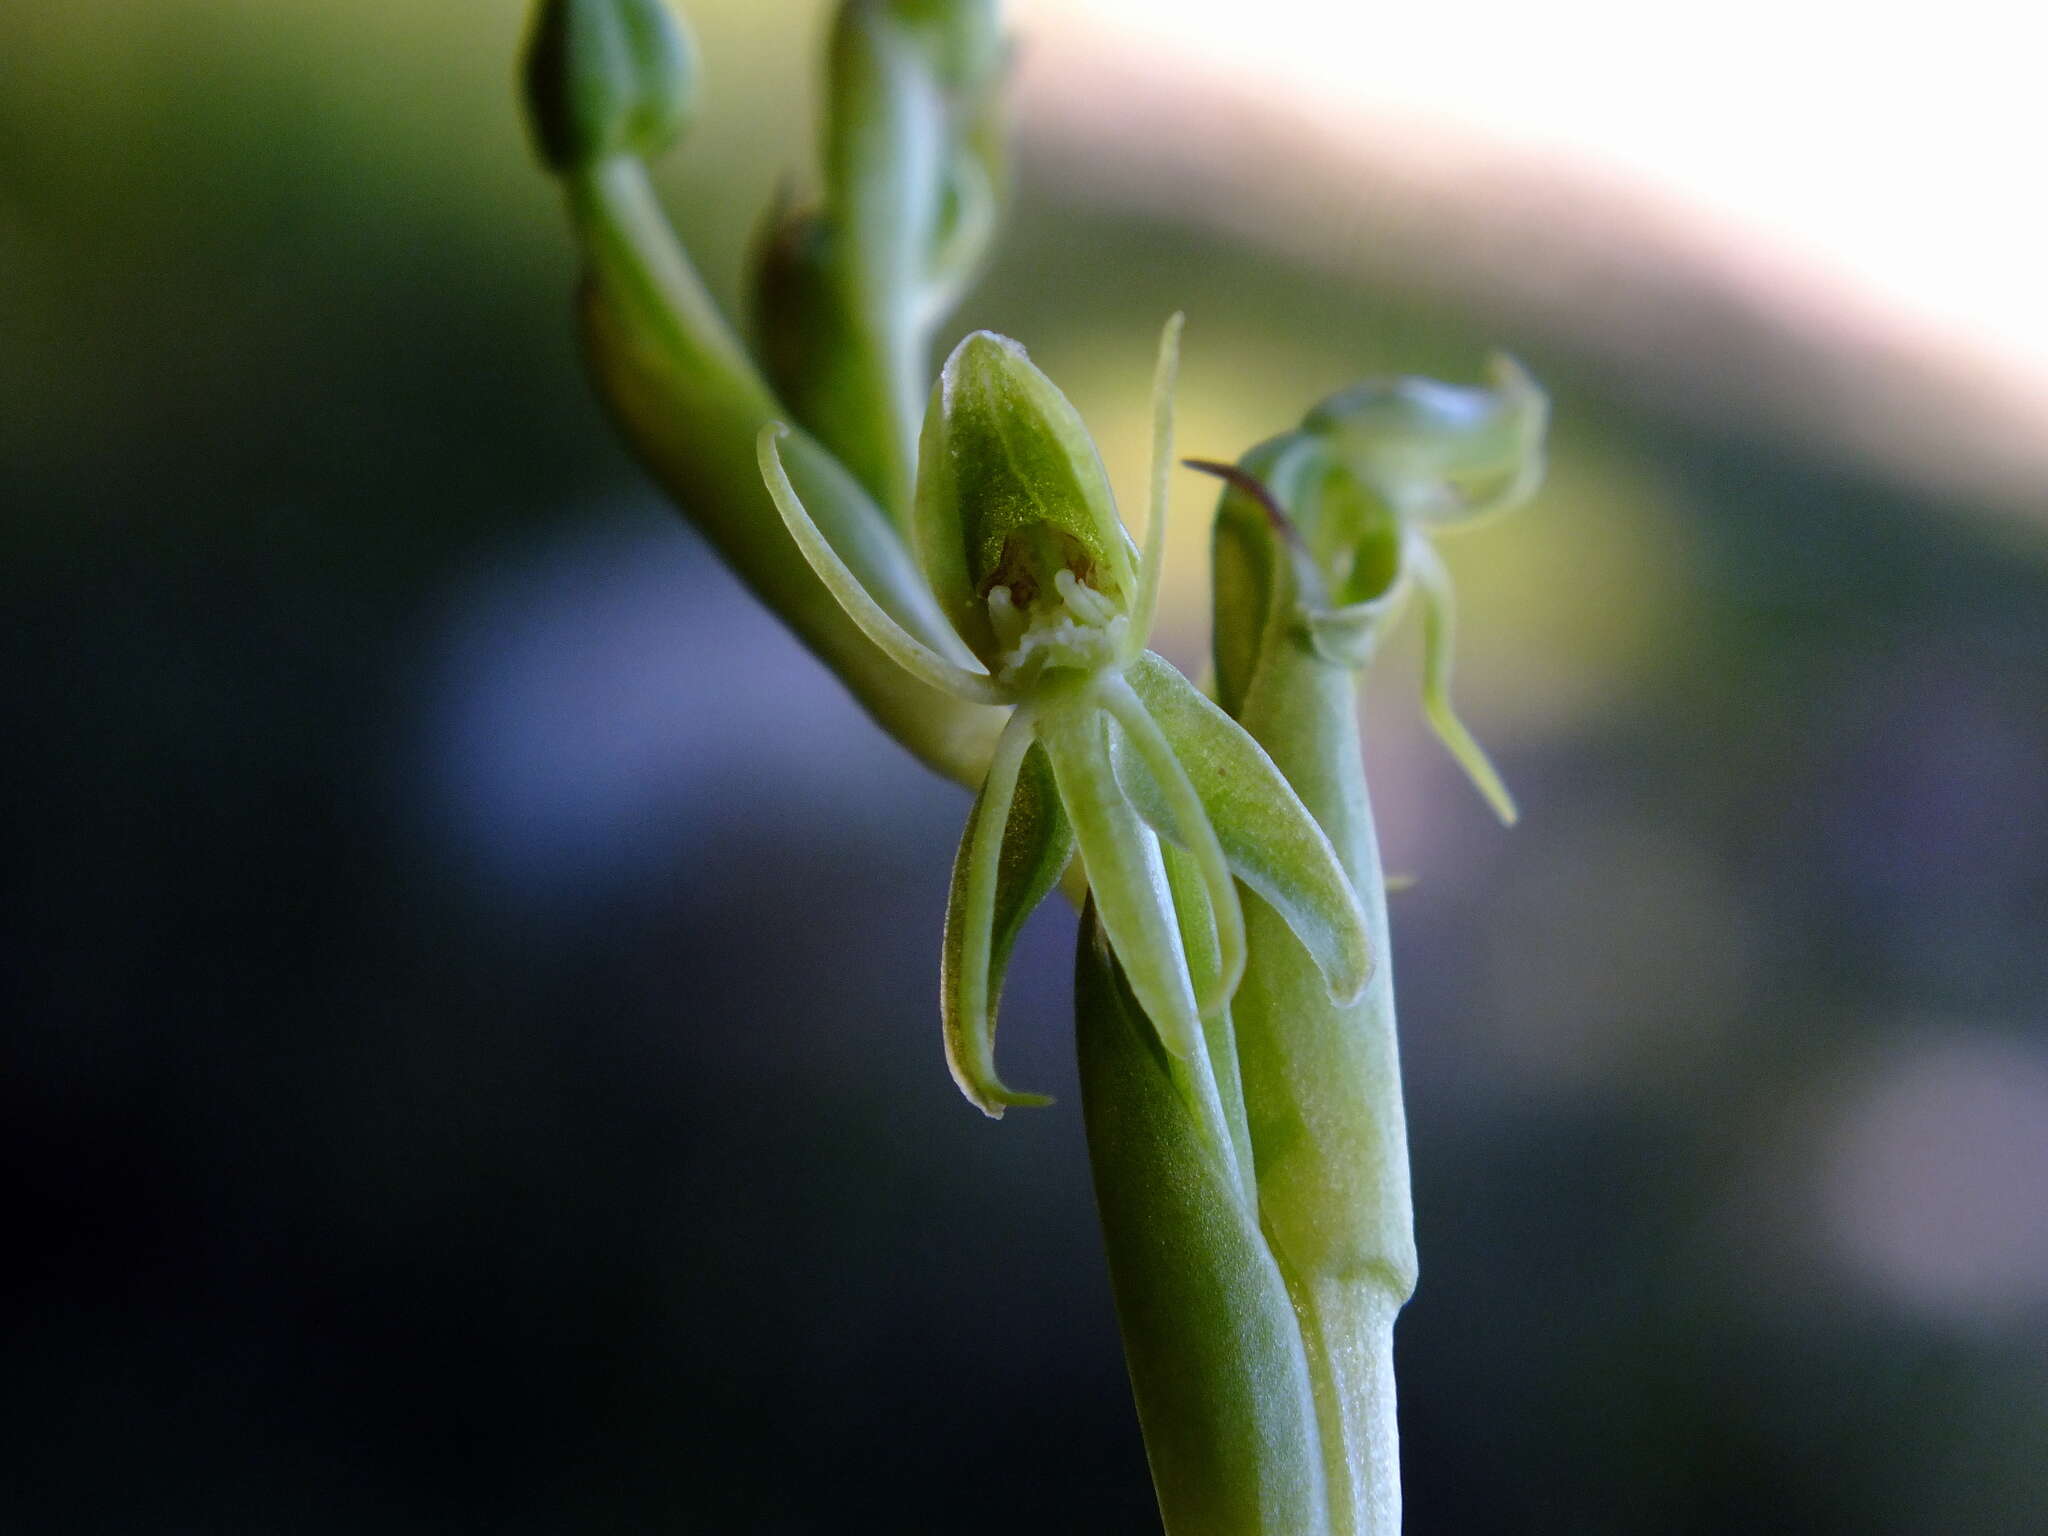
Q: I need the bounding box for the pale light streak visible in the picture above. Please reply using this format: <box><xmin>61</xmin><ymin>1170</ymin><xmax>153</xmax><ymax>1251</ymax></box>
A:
<box><xmin>1013</xmin><ymin>0</ymin><xmax>2048</xmax><ymax>518</ymax></box>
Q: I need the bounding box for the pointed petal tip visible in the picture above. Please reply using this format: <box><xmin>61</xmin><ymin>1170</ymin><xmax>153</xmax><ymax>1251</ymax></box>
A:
<box><xmin>945</xmin><ymin>328</ymin><xmax>1029</xmax><ymax>378</ymax></box>
<box><xmin>963</xmin><ymin>1083</ymin><xmax>1056</xmax><ymax>1119</ymax></box>
<box><xmin>1326</xmin><ymin>919</ymin><xmax>1376</xmax><ymax>1005</ymax></box>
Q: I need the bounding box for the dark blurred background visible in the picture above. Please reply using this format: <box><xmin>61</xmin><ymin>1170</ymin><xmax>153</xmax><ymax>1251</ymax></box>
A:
<box><xmin>6</xmin><ymin>2</ymin><xmax>2046</xmax><ymax>1531</ymax></box>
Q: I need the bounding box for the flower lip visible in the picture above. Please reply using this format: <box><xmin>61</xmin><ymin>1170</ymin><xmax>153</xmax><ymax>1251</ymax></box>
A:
<box><xmin>986</xmin><ymin>568</ymin><xmax>1131</xmax><ymax>688</ymax></box>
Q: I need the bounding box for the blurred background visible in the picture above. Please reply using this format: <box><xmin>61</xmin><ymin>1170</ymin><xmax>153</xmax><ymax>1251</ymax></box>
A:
<box><xmin>5</xmin><ymin>0</ymin><xmax>2046</xmax><ymax>1530</ymax></box>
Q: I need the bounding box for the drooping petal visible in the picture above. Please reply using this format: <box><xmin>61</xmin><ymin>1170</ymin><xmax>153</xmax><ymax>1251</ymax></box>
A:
<box><xmin>1039</xmin><ymin>703</ymin><xmax>1204</xmax><ymax>1060</ymax></box>
<box><xmin>1156</xmin><ymin>841</ymin><xmax>1257</xmax><ymax>1208</ymax></box>
<box><xmin>939</xmin><ymin>707</ymin><xmax>1066</xmax><ymax>1116</ymax></box>
<box><xmin>1118</xmin><ymin>651</ymin><xmax>1372</xmax><ymax>1004</ymax></box>
<box><xmin>1404</xmin><ymin>533</ymin><xmax>1517</xmax><ymax>825</ymax></box>
<box><xmin>1100</xmin><ymin>676</ymin><xmax>1244</xmax><ymax>1019</ymax></box>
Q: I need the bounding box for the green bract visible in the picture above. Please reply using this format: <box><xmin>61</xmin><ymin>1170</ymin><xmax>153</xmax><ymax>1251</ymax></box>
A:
<box><xmin>760</xmin><ymin>317</ymin><xmax>1372</xmax><ymax>1115</ymax></box>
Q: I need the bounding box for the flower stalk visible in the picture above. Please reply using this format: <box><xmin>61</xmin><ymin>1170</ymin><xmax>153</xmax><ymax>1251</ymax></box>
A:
<box><xmin>518</xmin><ymin>4</ymin><xmax>1547</xmax><ymax>1531</ymax></box>
<box><xmin>1193</xmin><ymin>365</ymin><xmax>1546</xmax><ymax>1532</ymax></box>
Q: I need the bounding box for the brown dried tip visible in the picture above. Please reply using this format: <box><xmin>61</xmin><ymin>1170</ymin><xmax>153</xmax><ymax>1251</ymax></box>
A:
<box><xmin>1183</xmin><ymin>459</ymin><xmax>1305</xmax><ymax>548</ymax></box>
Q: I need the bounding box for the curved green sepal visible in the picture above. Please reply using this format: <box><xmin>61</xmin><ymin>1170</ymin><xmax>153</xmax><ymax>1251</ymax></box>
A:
<box><xmin>940</xmin><ymin>717</ymin><xmax>1070</xmax><ymax>1116</ymax></box>
<box><xmin>1075</xmin><ymin>907</ymin><xmax>1330</xmax><ymax>1536</ymax></box>
<box><xmin>916</xmin><ymin>332</ymin><xmax>1134</xmax><ymax>668</ymax></box>
<box><xmin>1303</xmin><ymin>353</ymin><xmax>1547</xmax><ymax>527</ymax></box>
<box><xmin>1119</xmin><ymin>652</ymin><xmax>1372</xmax><ymax>1003</ymax></box>
<box><xmin>757</xmin><ymin>425</ymin><xmax>1007</xmax><ymax>705</ymax></box>
<box><xmin>523</xmin><ymin>0</ymin><xmax>699</xmax><ymax>174</ymax></box>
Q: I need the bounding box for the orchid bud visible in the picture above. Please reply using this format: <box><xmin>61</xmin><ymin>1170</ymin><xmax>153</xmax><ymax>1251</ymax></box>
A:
<box><xmin>522</xmin><ymin>0</ymin><xmax>699</xmax><ymax>174</ymax></box>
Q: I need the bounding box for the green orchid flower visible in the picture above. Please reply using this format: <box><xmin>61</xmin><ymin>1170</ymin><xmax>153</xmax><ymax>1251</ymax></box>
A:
<box><xmin>759</xmin><ymin>316</ymin><xmax>1372</xmax><ymax>1115</ymax></box>
<box><xmin>1198</xmin><ymin>353</ymin><xmax>1547</xmax><ymax>824</ymax></box>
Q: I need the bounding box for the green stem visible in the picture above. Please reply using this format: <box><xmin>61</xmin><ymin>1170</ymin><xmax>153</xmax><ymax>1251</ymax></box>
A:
<box><xmin>1075</xmin><ymin>906</ymin><xmax>1329</xmax><ymax>1536</ymax></box>
<box><xmin>1217</xmin><ymin>461</ymin><xmax>1418</xmax><ymax>1536</ymax></box>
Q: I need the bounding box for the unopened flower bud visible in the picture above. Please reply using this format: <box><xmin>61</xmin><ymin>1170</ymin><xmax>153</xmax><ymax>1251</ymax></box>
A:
<box><xmin>913</xmin><ymin>331</ymin><xmax>1134</xmax><ymax>669</ymax></box>
<box><xmin>522</xmin><ymin>0</ymin><xmax>699</xmax><ymax>174</ymax></box>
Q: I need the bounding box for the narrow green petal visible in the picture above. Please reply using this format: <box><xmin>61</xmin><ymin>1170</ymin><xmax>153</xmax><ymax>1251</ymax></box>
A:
<box><xmin>1127</xmin><ymin>312</ymin><xmax>1184</xmax><ymax>658</ymax></box>
<box><xmin>940</xmin><ymin>707</ymin><xmax>1064</xmax><ymax>1116</ymax></box>
<box><xmin>1040</xmin><ymin>704</ymin><xmax>1203</xmax><ymax>1060</ymax></box>
<box><xmin>1120</xmin><ymin>651</ymin><xmax>1372</xmax><ymax>1003</ymax></box>
<box><xmin>1405</xmin><ymin>534</ymin><xmax>1518</xmax><ymax>825</ymax></box>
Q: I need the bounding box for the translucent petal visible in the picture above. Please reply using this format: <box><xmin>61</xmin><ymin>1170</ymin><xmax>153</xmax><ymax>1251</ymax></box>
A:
<box><xmin>940</xmin><ymin>708</ymin><xmax>1067</xmax><ymax>1116</ymax></box>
